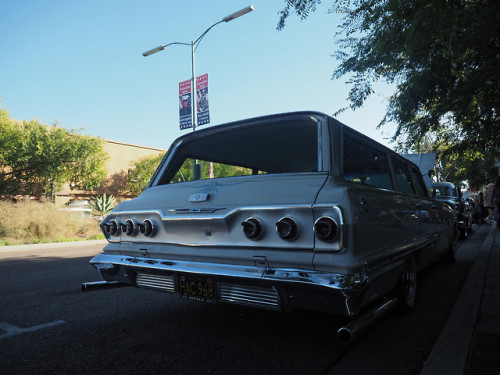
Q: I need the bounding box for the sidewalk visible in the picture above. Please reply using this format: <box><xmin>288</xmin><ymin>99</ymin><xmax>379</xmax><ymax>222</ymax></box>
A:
<box><xmin>0</xmin><ymin>239</ymin><xmax>107</xmax><ymax>253</ymax></box>
<box><xmin>420</xmin><ymin>224</ymin><xmax>499</xmax><ymax>375</ymax></box>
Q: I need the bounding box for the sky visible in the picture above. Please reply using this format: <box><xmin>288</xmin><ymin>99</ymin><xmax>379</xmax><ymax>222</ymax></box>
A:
<box><xmin>1</xmin><ymin>0</ymin><xmax>397</xmax><ymax>151</ymax></box>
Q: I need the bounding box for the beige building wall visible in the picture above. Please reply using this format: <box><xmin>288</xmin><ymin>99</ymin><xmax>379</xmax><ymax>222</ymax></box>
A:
<box><xmin>55</xmin><ymin>139</ymin><xmax>165</xmax><ymax>206</ymax></box>
<box><xmin>103</xmin><ymin>140</ymin><xmax>165</xmax><ymax>174</ymax></box>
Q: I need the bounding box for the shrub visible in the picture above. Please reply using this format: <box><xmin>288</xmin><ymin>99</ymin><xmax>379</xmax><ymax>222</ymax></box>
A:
<box><xmin>0</xmin><ymin>200</ymin><xmax>102</xmax><ymax>245</ymax></box>
<box><xmin>89</xmin><ymin>194</ymin><xmax>116</xmax><ymax>217</ymax></box>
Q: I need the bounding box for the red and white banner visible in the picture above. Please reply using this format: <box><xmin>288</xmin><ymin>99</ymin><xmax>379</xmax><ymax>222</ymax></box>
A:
<box><xmin>179</xmin><ymin>74</ymin><xmax>210</xmax><ymax>130</ymax></box>
<box><xmin>209</xmin><ymin>162</ymin><xmax>214</xmax><ymax>179</ymax></box>
<box><xmin>179</xmin><ymin>79</ymin><xmax>192</xmax><ymax>129</ymax></box>
<box><xmin>196</xmin><ymin>74</ymin><xmax>210</xmax><ymax>126</ymax></box>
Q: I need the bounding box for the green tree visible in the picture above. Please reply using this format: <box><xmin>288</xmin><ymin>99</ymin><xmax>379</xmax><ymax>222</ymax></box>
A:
<box><xmin>0</xmin><ymin>107</ymin><xmax>107</xmax><ymax>199</ymax></box>
<box><xmin>401</xmin><ymin>128</ymin><xmax>496</xmax><ymax>189</ymax></box>
<box><xmin>128</xmin><ymin>153</ymin><xmax>166</xmax><ymax>196</ymax></box>
<box><xmin>278</xmin><ymin>0</ymin><xmax>500</xmax><ymax>186</ymax></box>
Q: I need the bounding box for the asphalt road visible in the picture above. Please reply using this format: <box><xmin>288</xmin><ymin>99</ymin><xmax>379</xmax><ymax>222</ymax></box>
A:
<box><xmin>0</xmin><ymin>227</ymin><xmax>488</xmax><ymax>375</ymax></box>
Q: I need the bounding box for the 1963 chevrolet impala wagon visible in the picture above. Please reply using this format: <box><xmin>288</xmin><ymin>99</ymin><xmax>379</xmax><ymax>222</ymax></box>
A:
<box><xmin>85</xmin><ymin>112</ymin><xmax>456</xmax><ymax>342</ymax></box>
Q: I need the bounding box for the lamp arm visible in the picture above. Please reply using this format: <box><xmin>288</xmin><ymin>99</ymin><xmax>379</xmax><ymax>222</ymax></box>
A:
<box><xmin>193</xmin><ymin>20</ymin><xmax>224</xmax><ymax>50</ymax></box>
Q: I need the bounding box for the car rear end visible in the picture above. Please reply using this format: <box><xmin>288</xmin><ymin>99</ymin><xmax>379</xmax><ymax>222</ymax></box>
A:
<box><xmin>89</xmin><ymin>113</ymin><xmax>362</xmax><ymax>316</ymax></box>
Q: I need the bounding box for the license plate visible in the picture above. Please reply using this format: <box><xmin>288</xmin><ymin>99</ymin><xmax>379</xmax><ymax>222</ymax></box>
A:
<box><xmin>177</xmin><ymin>275</ymin><xmax>215</xmax><ymax>302</ymax></box>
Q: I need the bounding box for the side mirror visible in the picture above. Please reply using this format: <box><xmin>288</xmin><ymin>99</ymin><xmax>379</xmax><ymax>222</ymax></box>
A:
<box><xmin>427</xmin><ymin>169</ymin><xmax>435</xmax><ymax>178</ymax></box>
<box><xmin>430</xmin><ymin>188</ymin><xmax>437</xmax><ymax>198</ymax></box>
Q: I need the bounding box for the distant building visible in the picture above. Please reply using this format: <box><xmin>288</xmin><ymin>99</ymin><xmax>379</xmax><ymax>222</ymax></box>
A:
<box><xmin>55</xmin><ymin>139</ymin><xmax>165</xmax><ymax>207</ymax></box>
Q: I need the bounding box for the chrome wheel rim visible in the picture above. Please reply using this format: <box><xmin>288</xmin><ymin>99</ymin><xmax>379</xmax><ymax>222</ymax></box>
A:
<box><xmin>401</xmin><ymin>257</ymin><xmax>417</xmax><ymax>306</ymax></box>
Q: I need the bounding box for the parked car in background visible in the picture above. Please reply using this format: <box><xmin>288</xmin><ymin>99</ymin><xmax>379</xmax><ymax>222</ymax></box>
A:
<box><xmin>432</xmin><ymin>181</ymin><xmax>473</xmax><ymax>239</ymax></box>
<box><xmin>59</xmin><ymin>200</ymin><xmax>92</xmax><ymax>217</ymax></box>
<box><xmin>85</xmin><ymin>112</ymin><xmax>457</xmax><ymax>342</ymax></box>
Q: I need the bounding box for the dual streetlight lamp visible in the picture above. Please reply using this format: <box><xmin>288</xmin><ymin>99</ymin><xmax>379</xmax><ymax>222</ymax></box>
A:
<box><xmin>142</xmin><ymin>5</ymin><xmax>254</xmax><ymax>134</ymax></box>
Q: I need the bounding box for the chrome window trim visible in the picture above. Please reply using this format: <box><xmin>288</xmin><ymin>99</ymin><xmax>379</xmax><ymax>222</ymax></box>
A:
<box><xmin>315</xmin><ymin>117</ymin><xmax>323</xmax><ymax>172</ymax></box>
<box><xmin>148</xmin><ymin>140</ymin><xmax>182</xmax><ymax>187</ymax></box>
<box><xmin>151</xmin><ymin>115</ymin><xmax>324</xmax><ymax>186</ymax></box>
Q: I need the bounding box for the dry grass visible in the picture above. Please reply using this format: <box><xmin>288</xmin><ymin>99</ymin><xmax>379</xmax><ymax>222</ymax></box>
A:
<box><xmin>0</xmin><ymin>200</ymin><xmax>104</xmax><ymax>245</ymax></box>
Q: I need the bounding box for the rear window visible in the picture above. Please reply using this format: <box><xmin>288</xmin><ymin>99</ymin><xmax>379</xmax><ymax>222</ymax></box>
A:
<box><xmin>433</xmin><ymin>185</ymin><xmax>457</xmax><ymax>197</ymax></box>
<box><xmin>158</xmin><ymin>119</ymin><xmax>320</xmax><ymax>184</ymax></box>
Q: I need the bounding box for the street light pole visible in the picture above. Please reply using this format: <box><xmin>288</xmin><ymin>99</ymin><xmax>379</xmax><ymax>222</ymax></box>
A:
<box><xmin>142</xmin><ymin>5</ymin><xmax>254</xmax><ymax>134</ymax></box>
<box><xmin>143</xmin><ymin>5</ymin><xmax>254</xmax><ymax>180</ymax></box>
<box><xmin>191</xmin><ymin>40</ymin><xmax>197</xmax><ymax>132</ymax></box>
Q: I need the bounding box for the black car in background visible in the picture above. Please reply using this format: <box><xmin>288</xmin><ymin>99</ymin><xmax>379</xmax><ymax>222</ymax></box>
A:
<box><xmin>432</xmin><ymin>181</ymin><xmax>473</xmax><ymax>239</ymax></box>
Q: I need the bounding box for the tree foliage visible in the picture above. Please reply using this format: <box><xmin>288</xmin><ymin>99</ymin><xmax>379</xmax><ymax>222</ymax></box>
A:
<box><xmin>127</xmin><ymin>153</ymin><xmax>166</xmax><ymax>196</ymax></box>
<box><xmin>0</xmin><ymin>107</ymin><xmax>107</xmax><ymax>198</ymax></box>
<box><xmin>278</xmin><ymin>0</ymin><xmax>500</xmax><ymax>186</ymax></box>
<box><xmin>170</xmin><ymin>159</ymin><xmax>255</xmax><ymax>184</ymax></box>
<box><xmin>400</xmin><ymin>128</ymin><xmax>496</xmax><ymax>189</ymax></box>
<box><xmin>127</xmin><ymin>153</ymin><xmax>257</xmax><ymax>196</ymax></box>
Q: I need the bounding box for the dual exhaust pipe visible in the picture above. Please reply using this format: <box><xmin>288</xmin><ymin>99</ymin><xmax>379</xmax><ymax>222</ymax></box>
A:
<box><xmin>81</xmin><ymin>280</ymin><xmax>129</xmax><ymax>292</ymax></box>
<box><xmin>337</xmin><ymin>298</ymin><xmax>399</xmax><ymax>344</ymax></box>
<box><xmin>82</xmin><ymin>279</ymin><xmax>397</xmax><ymax>344</ymax></box>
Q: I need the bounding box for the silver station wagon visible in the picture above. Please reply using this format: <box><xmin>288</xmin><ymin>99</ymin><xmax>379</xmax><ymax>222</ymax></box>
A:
<box><xmin>86</xmin><ymin>112</ymin><xmax>456</xmax><ymax>342</ymax></box>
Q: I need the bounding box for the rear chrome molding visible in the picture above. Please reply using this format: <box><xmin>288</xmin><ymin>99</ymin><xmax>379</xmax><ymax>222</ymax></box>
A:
<box><xmin>364</xmin><ymin>235</ymin><xmax>433</xmax><ymax>273</ymax></box>
<box><xmin>90</xmin><ymin>253</ymin><xmax>368</xmax><ymax>291</ymax></box>
<box><xmin>109</xmin><ymin>204</ymin><xmax>314</xmax><ymax>222</ymax></box>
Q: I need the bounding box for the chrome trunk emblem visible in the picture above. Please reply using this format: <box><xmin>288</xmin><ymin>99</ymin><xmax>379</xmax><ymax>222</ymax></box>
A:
<box><xmin>189</xmin><ymin>193</ymin><xmax>209</xmax><ymax>202</ymax></box>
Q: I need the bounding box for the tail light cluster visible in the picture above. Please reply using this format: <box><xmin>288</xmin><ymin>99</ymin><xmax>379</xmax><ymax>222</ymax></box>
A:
<box><xmin>241</xmin><ymin>217</ymin><xmax>262</xmax><ymax>239</ymax></box>
<box><xmin>103</xmin><ymin>218</ymin><xmax>156</xmax><ymax>237</ymax></box>
<box><xmin>276</xmin><ymin>217</ymin><xmax>298</xmax><ymax>240</ymax></box>
<box><xmin>313</xmin><ymin>217</ymin><xmax>338</xmax><ymax>241</ymax></box>
<box><xmin>241</xmin><ymin>216</ymin><xmax>338</xmax><ymax>242</ymax></box>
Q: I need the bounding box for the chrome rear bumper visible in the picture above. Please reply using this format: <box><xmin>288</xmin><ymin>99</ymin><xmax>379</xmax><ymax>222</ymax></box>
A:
<box><xmin>89</xmin><ymin>253</ymin><xmax>369</xmax><ymax>316</ymax></box>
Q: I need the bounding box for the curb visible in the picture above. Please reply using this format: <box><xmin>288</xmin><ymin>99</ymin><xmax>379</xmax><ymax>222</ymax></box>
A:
<box><xmin>420</xmin><ymin>225</ymin><xmax>496</xmax><ymax>375</ymax></box>
<box><xmin>0</xmin><ymin>239</ymin><xmax>108</xmax><ymax>253</ymax></box>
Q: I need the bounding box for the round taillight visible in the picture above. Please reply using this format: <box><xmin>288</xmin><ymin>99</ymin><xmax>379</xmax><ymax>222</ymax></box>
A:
<box><xmin>123</xmin><ymin>219</ymin><xmax>137</xmax><ymax>236</ymax></box>
<box><xmin>139</xmin><ymin>219</ymin><xmax>156</xmax><ymax>237</ymax></box>
<box><xmin>276</xmin><ymin>217</ymin><xmax>298</xmax><ymax>240</ymax></box>
<box><xmin>242</xmin><ymin>218</ymin><xmax>262</xmax><ymax>240</ymax></box>
<box><xmin>103</xmin><ymin>223</ymin><xmax>111</xmax><ymax>234</ymax></box>
<box><xmin>109</xmin><ymin>219</ymin><xmax>120</xmax><ymax>236</ymax></box>
<box><xmin>314</xmin><ymin>217</ymin><xmax>338</xmax><ymax>241</ymax></box>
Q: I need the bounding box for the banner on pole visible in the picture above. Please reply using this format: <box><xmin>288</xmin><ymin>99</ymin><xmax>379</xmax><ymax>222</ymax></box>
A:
<box><xmin>196</xmin><ymin>73</ymin><xmax>210</xmax><ymax>126</ymax></box>
<box><xmin>179</xmin><ymin>79</ymin><xmax>192</xmax><ymax>130</ymax></box>
<box><xmin>209</xmin><ymin>162</ymin><xmax>214</xmax><ymax>179</ymax></box>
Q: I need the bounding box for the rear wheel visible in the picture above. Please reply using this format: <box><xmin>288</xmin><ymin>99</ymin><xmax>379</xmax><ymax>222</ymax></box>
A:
<box><xmin>396</xmin><ymin>254</ymin><xmax>417</xmax><ymax>313</ymax></box>
<box><xmin>466</xmin><ymin>218</ymin><xmax>473</xmax><ymax>234</ymax></box>
<box><xmin>442</xmin><ymin>238</ymin><xmax>457</xmax><ymax>264</ymax></box>
<box><xmin>459</xmin><ymin>227</ymin><xmax>468</xmax><ymax>240</ymax></box>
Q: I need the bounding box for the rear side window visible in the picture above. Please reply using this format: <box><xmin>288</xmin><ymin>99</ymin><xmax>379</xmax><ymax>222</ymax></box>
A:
<box><xmin>343</xmin><ymin>135</ymin><xmax>393</xmax><ymax>190</ymax></box>
<box><xmin>392</xmin><ymin>158</ymin><xmax>415</xmax><ymax>194</ymax></box>
<box><xmin>409</xmin><ymin>167</ymin><xmax>428</xmax><ymax>197</ymax></box>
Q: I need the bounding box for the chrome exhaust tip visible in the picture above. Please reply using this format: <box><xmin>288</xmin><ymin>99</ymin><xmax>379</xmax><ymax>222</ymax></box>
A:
<box><xmin>81</xmin><ymin>280</ymin><xmax>129</xmax><ymax>292</ymax></box>
<box><xmin>337</xmin><ymin>298</ymin><xmax>398</xmax><ymax>344</ymax></box>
